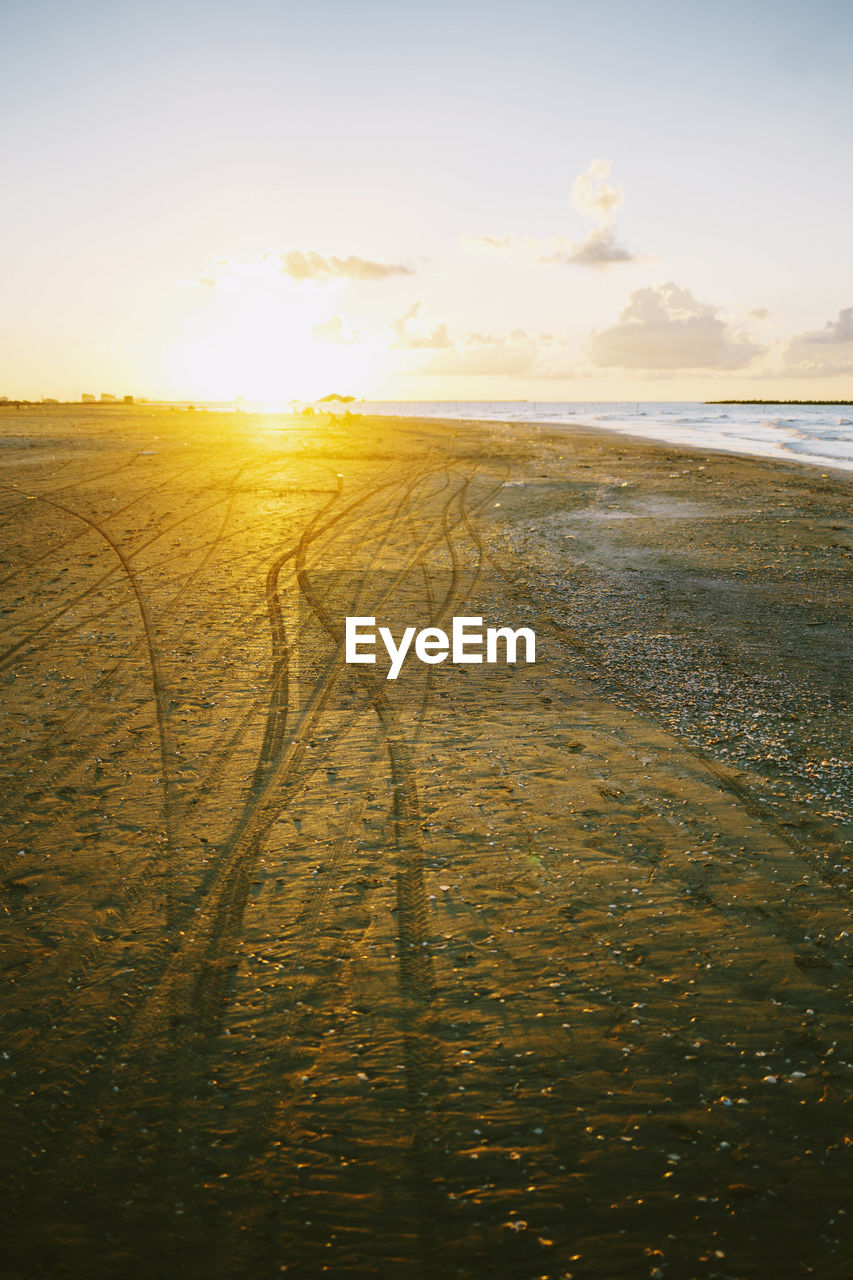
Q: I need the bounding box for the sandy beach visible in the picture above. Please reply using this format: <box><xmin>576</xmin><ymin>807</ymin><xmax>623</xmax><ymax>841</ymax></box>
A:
<box><xmin>1</xmin><ymin>404</ymin><xmax>850</xmax><ymax>1280</ymax></box>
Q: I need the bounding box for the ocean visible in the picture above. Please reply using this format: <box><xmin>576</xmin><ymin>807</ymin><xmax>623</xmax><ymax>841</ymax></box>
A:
<box><xmin>351</xmin><ymin>401</ymin><xmax>853</xmax><ymax>472</ymax></box>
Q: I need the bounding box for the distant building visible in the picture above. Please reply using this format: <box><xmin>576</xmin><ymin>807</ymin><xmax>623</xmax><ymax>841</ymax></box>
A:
<box><xmin>123</xmin><ymin>395</ymin><xmax>134</xmax><ymax>404</ymax></box>
<box><xmin>99</xmin><ymin>393</ymin><xmax>117</xmax><ymax>403</ymax></box>
<box><xmin>81</xmin><ymin>393</ymin><xmax>95</xmax><ymax>403</ymax></box>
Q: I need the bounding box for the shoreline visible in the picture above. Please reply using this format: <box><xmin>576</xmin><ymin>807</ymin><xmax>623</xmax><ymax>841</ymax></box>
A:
<box><xmin>383</xmin><ymin>408</ymin><xmax>853</xmax><ymax>477</ymax></box>
<box><xmin>349</xmin><ymin>405</ymin><xmax>853</xmax><ymax>475</ymax></box>
<box><xmin>5</xmin><ymin>399</ymin><xmax>853</xmax><ymax>474</ymax></box>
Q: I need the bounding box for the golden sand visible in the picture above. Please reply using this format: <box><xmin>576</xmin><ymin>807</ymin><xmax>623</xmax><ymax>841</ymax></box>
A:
<box><xmin>1</xmin><ymin>405</ymin><xmax>850</xmax><ymax>1278</ymax></box>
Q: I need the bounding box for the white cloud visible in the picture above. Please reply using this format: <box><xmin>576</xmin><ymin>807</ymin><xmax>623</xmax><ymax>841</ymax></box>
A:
<box><xmin>184</xmin><ymin>251</ymin><xmax>412</xmax><ymax>289</ymax></box>
<box><xmin>458</xmin><ymin>160</ymin><xmax>637</xmax><ymax>272</ymax></box>
<box><xmin>545</xmin><ymin>226</ymin><xmax>637</xmax><ymax>270</ymax></box>
<box><xmin>782</xmin><ymin>307</ymin><xmax>853</xmax><ymax>376</ymax></box>
<box><xmin>589</xmin><ymin>282</ymin><xmax>764</xmax><ymax>371</ymax></box>
<box><xmin>390</xmin><ymin>302</ymin><xmax>452</xmax><ymax>349</ymax></box>
<box><xmin>403</xmin><ymin>325</ymin><xmax>576</xmax><ymax>378</ymax></box>
<box><xmin>420</xmin><ymin>343</ymin><xmax>538</xmax><ymax>377</ymax></box>
<box><xmin>570</xmin><ymin>158</ymin><xmax>624</xmax><ymax>223</ymax></box>
<box><xmin>803</xmin><ymin>307</ymin><xmax>853</xmax><ymax>343</ymax></box>
<box><xmin>544</xmin><ymin>157</ymin><xmax>640</xmax><ymax>268</ymax></box>
<box><xmin>275</xmin><ymin>250</ymin><xmax>412</xmax><ymax>282</ymax></box>
<box><xmin>461</xmin><ymin>233</ymin><xmax>513</xmax><ymax>252</ymax></box>
<box><xmin>182</xmin><ymin>257</ymin><xmax>236</xmax><ymax>288</ymax></box>
<box><xmin>311</xmin><ymin>314</ymin><xmax>359</xmax><ymax>344</ymax></box>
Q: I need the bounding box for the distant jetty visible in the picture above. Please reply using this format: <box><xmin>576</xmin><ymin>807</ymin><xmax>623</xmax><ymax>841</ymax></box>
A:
<box><xmin>706</xmin><ymin>399</ymin><xmax>852</xmax><ymax>406</ymax></box>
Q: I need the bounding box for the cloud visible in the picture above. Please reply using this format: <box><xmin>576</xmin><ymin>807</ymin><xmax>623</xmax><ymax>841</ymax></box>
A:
<box><xmin>792</xmin><ymin>306</ymin><xmax>853</xmax><ymax>345</ymax></box>
<box><xmin>275</xmin><ymin>250</ymin><xmax>412</xmax><ymax>282</ymax></box>
<box><xmin>461</xmin><ymin>233</ymin><xmax>513</xmax><ymax>252</ymax></box>
<box><xmin>589</xmin><ymin>282</ymin><xmax>765</xmax><ymax>371</ymax></box>
<box><xmin>542</xmin><ymin>158</ymin><xmax>640</xmax><ymax>268</ymax></box>
<box><xmin>781</xmin><ymin>307</ymin><xmax>853</xmax><ymax>375</ymax></box>
<box><xmin>182</xmin><ymin>257</ymin><xmax>236</xmax><ymax>288</ymax></box>
<box><xmin>402</xmin><ymin>325</ymin><xmax>576</xmax><ymax>378</ymax></box>
<box><xmin>390</xmin><ymin>302</ymin><xmax>452</xmax><ymax>349</ymax></box>
<box><xmin>545</xmin><ymin>226</ymin><xmax>638</xmax><ymax>270</ymax></box>
<box><xmin>420</xmin><ymin>342</ymin><xmax>538</xmax><ymax>377</ymax></box>
<box><xmin>311</xmin><ymin>314</ymin><xmax>359</xmax><ymax>344</ymax></box>
<box><xmin>458</xmin><ymin>160</ymin><xmax>637</xmax><ymax>272</ymax></box>
<box><xmin>184</xmin><ymin>251</ymin><xmax>411</xmax><ymax>289</ymax></box>
<box><xmin>570</xmin><ymin>158</ymin><xmax>624</xmax><ymax>223</ymax></box>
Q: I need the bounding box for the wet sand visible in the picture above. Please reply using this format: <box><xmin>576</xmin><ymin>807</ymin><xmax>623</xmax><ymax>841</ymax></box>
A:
<box><xmin>1</xmin><ymin>404</ymin><xmax>851</xmax><ymax>1280</ymax></box>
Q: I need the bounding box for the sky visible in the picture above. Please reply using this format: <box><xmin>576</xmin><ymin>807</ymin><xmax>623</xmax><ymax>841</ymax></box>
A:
<box><xmin>2</xmin><ymin>0</ymin><xmax>852</xmax><ymax>403</ymax></box>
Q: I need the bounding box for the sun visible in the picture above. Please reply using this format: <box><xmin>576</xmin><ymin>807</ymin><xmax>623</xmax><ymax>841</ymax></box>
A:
<box><xmin>160</xmin><ymin>268</ymin><xmax>379</xmax><ymax>405</ymax></box>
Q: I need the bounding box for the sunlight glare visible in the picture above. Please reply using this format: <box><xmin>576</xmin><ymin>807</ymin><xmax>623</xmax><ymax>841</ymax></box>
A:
<box><xmin>162</xmin><ymin>263</ymin><xmax>376</xmax><ymax>404</ymax></box>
